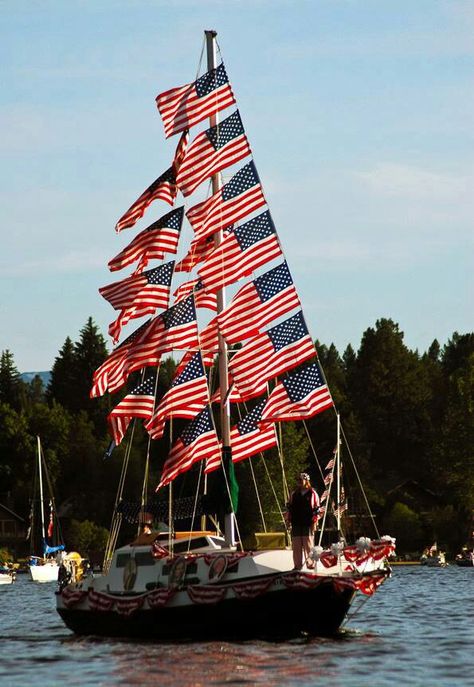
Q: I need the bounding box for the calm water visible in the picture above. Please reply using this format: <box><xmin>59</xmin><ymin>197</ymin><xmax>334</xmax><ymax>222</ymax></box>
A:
<box><xmin>0</xmin><ymin>566</ymin><xmax>473</xmax><ymax>687</ymax></box>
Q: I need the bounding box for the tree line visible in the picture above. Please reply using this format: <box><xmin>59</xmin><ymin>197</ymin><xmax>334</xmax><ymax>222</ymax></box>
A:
<box><xmin>1</xmin><ymin>317</ymin><xmax>473</xmax><ymax>558</ymax></box>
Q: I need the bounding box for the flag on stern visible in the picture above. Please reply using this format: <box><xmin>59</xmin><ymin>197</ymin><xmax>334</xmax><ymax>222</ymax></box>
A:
<box><xmin>176</xmin><ymin>111</ymin><xmax>251</xmax><ymax>197</ymax></box>
<box><xmin>229</xmin><ymin>312</ymin><xmax>317</xmax><ymax>401</ymax></box>
<box><xmin>259</xmin><ymin>361</ymin><xmax>333</xmax><ymax>423</ymax></box>
<box><xmin>108</xmin><ymin>207</ymin><xmax>183</xmax><ymax>273</ymax></box>
<box><xmin>156</xmin><ymin>63</ymin><xmax>236</xmax><ymax>138</ymax></box>
<box><xmin>217</xmin><ymin>261</ymin><xmax>301</xmax><ymax>344</ymax></box>
<box><xmin>108</xmin><ymin>372</ymin><xmax>157</xmax><ymax>445</ymax></box>
<box><xmin>186</xmin><ymin>161</ymin><xmax>265</xmax><ymax>243</ymax></box>
<box><xmin>198</xmin><ymin>211</ymin><xmax>282</xmax><ymax>294</ymax></box>
<box><xmin>157</xmin><ymin>407</ymin><xmax>220</xmax><ymax>488</ymax></box>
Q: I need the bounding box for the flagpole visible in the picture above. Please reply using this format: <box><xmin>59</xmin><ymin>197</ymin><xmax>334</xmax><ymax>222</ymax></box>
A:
<box><xmin>205</xmin><ymin>29</ymin><xmax>235</xmax><ymax>546</ymax></box>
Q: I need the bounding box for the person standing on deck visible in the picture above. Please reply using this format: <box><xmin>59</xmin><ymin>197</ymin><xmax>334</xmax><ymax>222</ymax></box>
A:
<box><xmin>286</xmin><ymin>473</ymin><xmax>320</xmax><ymax>570</ymax></box>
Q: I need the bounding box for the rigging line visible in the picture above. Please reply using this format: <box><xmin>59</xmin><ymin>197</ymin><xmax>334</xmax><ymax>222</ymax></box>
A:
<box><xmin>277</xmin><ymin>421</ymin><xmax>290</xmax><ymax>504</ymax></box>
<box><xmin>258</xmin><ymin>449</ymin><xmax>290</xmax><ymax>537</ymax></box>
<box><xmin>317</xmin><ymin>470</ymin><xmax>334</xmax><ymax>547</ymax></box>
<box><xmin>247</xmin><ymin>457</ymin><xmax>267</xmax><ymax>533</ymax></box>
<box><xmin>301</xmin><ymin>420</ymin><xmax>325</xmax><ymax>482</ymax></box>
<box><xmin>340</xmin><ymin>421</ymin><xmax>380</xmax><ymax>538</ymax></box>
<box><xmin>140</xmin><ymin>362</ymin><xmax>162</xmax><ymax>510</ymax></box>
<box><xmin>187</xmin><ymin>461</ymin><xmax>204</xmax><ymax>554</ymax></box>
<box><xmin>194</xmin><ymin>35</ymin><xmax>206</xmax><ymax>82</ymax></box>
<box><xmin>219</xmin><ymin>454</ymin><xmax>243</xmax><ymax>551</ymax></box>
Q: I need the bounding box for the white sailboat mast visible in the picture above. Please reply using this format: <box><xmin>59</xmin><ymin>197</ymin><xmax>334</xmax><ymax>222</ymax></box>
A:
<box><xmin>37</xmin><ymin>436</ymin><xmax>46</xmax><ymax>545</ymax></box>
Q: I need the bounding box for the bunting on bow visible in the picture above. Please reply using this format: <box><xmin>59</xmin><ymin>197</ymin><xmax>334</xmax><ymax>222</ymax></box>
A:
<box><xmin>156</xmin><ymin>63</ymin><xmax>236</xmax><ymax>138</ymax></box>
<box><xmin>108</xmin><ymin>372</ymin><xmax>157</xmax><ymax>445</ymax></box>
<box><xmin>173</xmin><ymin>279</ymin><xmax>217</xmax><ymax>311</ymax></box>
<box><xmin>176</xmin><ymin>111</ymin><xmax>251</xmax><ymax>197</ymax></box>
<box><xmin>100</xmin><ymin>262</ymin><xmax>174</xmax><ymax>342</ymax></box>
<box><xmin>108</xmin><ymin>207</ymin><xmax>183</xmax><ymax>273</ymax></box>
<box><xmin>259</xmin><ymin>361</ymin><xmax>333</xmax><ymax>423</ymax></box>
<box><xmin>91</xmin><ymin>295</ymin><xmax>199</xmax><ymax>397</ymax></box>
<box><xmin>115</xmin><ymin>132</ymin><xmax>188</xmax><ymax>232</ymax></box>
<box><xmin>229</xmin><ymin>312</ymin><xmax>317</xmax><ymax>401</ymax></box>
<box><xmin>186</xmin><ymin>161</ymin><xmax>265</xmax><ymax>244</ymax></box>
<box><xmin>199</xmin><ymin>211</ymin><xmax>282</xmax><ymax>294</ymax></box>
<box><xmin>145</xmin><ymin>352</ymin><xmax>209</xmax><ymax>440</ymax></box>
<box><xmin>157</xmin><ymin>407</ymin><xmax>220</xmax><ymax>488</ymax></box>
<box><xmin>217</xmin><ymin>261</ymin><xmax>300</xmax><ymax>344</ymax></box>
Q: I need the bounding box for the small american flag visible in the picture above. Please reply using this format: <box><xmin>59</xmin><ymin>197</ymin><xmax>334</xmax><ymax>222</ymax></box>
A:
<box><xmin>219</xmin><ymin>400</ymin><xmax>278</xmax><ymax>469</ymax></box>
<box><xmin>145</xmin><ymin>352</ymin><xmax>209</xmax><ymax>440</ymax></box>
<box><xmin>175</xmin><ymin>234</ymin><xmax>219</xmax><ymax>274</ymax></box>
<box><xmin>107</xmin><ymin>372</ymin><xmax>157</xmax><ymax>445</ymax></box>
<box><xmin>186</xmin><ymin>161</ymin><xmax>265</xmax><ymax>244</ymax></box>
<box><xmin>91</xmin><ymin>295</ymin><xmax>199</xmax><ymax>397</ymax></box>
<box><xmin>217</xmin><ymin>261</ymin><xmax>301</xmax><ymax>344</ymax></box>
<box><xmin>198</xmin><ymin>211</ymin><xmax>282</xmax><ymax>294</ymax></box>
<box><xmin>173</xmin><ymin>278</ymin><xmax>217</xmax><ymax>312</ymax></box>
<box><xmin>260</xmin><ymin>361</ymin><xmax>334</xmax><ymax>423</ymax></box>
<box><xmin>157</xmin><ymin>407</ymin><xmax>220</xmax><ymax>488</ymax></box>
<box><xmin>176</xmin><ymin>111</ymin><xmax>251</xmax><ymax>197</ymax></box>
<box><xmin>115</xmin><ymin>132</ymin><xmax>188</xmax><ymax>232</ymax></box>
<box><xmin>156</xmin><ymin>63</ymin><xmax>236</xmax><ymax>138</ymax></box>
<box><xmin>100</xmin><ymin>262</ymin><xmax>174</xmax><ymax>342</ymax></box>
<box><xmin>229</xmin><ymin>311</ymin><xmax>317</xmax><ymax>401</ymax></box>
<box><xmin>108</xmin><ymin>207</ymin><xmax>183</xmax><ymax>273</ymax></box>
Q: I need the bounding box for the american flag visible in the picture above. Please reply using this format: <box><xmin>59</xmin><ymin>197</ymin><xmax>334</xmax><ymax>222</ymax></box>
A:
<box><xmin>145</xmin><ymin>352</ymin><xmax>209</xmax><ymax>440</ymax></box>
<box><xmin>176</xmin><ymin>111</ymin><xmax>251</xmax><ymax>197</ymax></box>
<box><xmin>107</xmin><ymin>372</ymin><xmax>157</xmax><ymax>445</ymax></box>
<box><xmin>217</xmin><ymin>261</ymin><xmax>301</xmax><ymax>344</ymax></box>
<box><xmin>115</xmin><ymin>132</ymin><xmax>188</xmax><ymax>233</ymax></box>
<box><xmin>175</xmin><ymin>234</ymin><xmax>218</xmax><ymax>273</ymax></box>
<box><xmin>157</xmin><ymin>407</ymin><xmax>220</xmax><ymax>488</ymax></box>
<box><xmin>229</xmin><ymin>311</ymin><xmax>317</xmax><ymax>401</ymax></box>
<box><xmin>260</xmin><ymin>361</ymin><xmax>334</xmax><ymax>423</ymax></box>
<box><xmin>156</xmin><ymin>63</ymin><xmax>236</xmax><ymax>138</ymax></box>
<box><xmin>91</xmin><ymin>295</ymin><xmax>199</xmax><ymax>397</ymax></box>
<box><xmin>108</xmin><ymin>207</ymin><xmax>183</xmax><ymax>273</ymax></box>
<box><xmin>100</xmin><ymin>262</ymin><xmax>174</xmax><ymax>342</ymax></box>
<box><xmin>173</xmin><ymin>278</ymin><xmax>217</xmax><ymax>311</ymax></box>
<box><xmin>205</xmin><ymin>400</ymin><xmax>277</xmax><ymax>473</ymax></box>
<box><xmin>186</xmin><ymin>161</ymin><xmax>265</xmax><ymax>244</ymax></box>
<box><xmin>198</xmin><ymin>211</ymin><xmax>282</xmax><ymax>294</ymax></box>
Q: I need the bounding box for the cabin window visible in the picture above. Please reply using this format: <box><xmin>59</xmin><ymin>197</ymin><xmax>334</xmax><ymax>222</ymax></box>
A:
<box><xmin>116</xmin><ymin>553</ymin><xmax>131</xmax><ymax>568</ymax></box>
<box><xmin>135</xmin><ymin>552</ymin><xmax>155</xmax><ymax>567</ymax></box>
<box><xmin>173</xmin><ymin>537</ymin><xmax>208</xmax><ymax>553</ymax></box>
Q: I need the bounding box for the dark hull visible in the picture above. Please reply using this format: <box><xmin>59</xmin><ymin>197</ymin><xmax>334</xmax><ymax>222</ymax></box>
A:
<box><xmin>57</xmin><ymin>582</ymin><xmax>355</xmax><ymax>640</ymax></box>
<box><xmin>455</xmin><ymin>559</ymin><xmax>474</xmax><ymax>567</ymax></box>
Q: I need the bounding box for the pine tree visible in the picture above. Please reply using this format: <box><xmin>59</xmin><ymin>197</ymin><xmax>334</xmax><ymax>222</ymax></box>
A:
<box><xmin>0</xmin><ymin>349</ymin><xmax>24</xmax><ymax>410</ymax></box>
<box><xmin>47</xmin><ymin>337</ymin><xmax>77</xmax><ymax>409</ymax></box>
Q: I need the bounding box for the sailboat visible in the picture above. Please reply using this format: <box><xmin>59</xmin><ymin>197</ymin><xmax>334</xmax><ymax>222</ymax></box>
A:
<box><xmin>56</xmin><ymin>30</ymin><xmax>395</xmax><ymax>639</ymax></box>
<box><xmin>28</xmin><ymin>436</ymin><xmax>66</xmax><ymax>582</ymax></box>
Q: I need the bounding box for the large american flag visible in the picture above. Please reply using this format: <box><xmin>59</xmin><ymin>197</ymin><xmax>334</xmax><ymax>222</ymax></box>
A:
<box><xmin>145</xmin><ymin>352</ymin><xmax>209</xmax><ymax>440</ymax></box>
<box><xmin>91</xmin><ymin>295</ymin><xmax>199</xmax><ymax>397</ymax></box>
<box><xmin>156</xmin><ymin>63</ymin><xmax>236</xmax><ymax>138</ymax></box>
<box><xmin>108</xmin><ymin>207</ymin><xmax>183</xmax><ymax>273</ymax></box>
<box><xmin>176</xmin><ymin>111</ymin><xmax>251</xmax><ymax>197</ymax></box>
<box><xmin>217</xmin><ymin>261</ymin><xmax>301</xmax><ymax>344</ymax></box>
<box><xmin>157</xmin><ymin>407</ymin><xmax>220</xmax><ymax>488</ymax></box>
<box><xmin>198</xmin><ymin>211</ymin><xmax>282</xmax><ymax>294</ymax></box>
<box><xmin>107</xmin><ymin>372</ymin><xmax>157</xmax><ymax>445</ymax></box>
<box><xmin>101</xmin><ymin>262</ymin><xmax>175</xmax><ymax>343</ymax></box>
<box><xmin>173</xmin><ymin>278</ymin><xmax>217</xmax><ymax>312</ymax></box>
<box><xmin>186</xmin><ymin>161</ymin><xmax>265</xmax><ymax>244</ymax></box>
<box><xmin>229</xmin><ymin>311</ymin><xmax>317</xmax><ymax>401</ymax></box>
<box><xmin>259</xmin><ymin>361</ymin><xmax>334</xmax><ymax>423</ymax></box>
<box><xmin>115</xmin><ymin>132</ymin><xmax>188</xmax><ymax>232</ymax></box>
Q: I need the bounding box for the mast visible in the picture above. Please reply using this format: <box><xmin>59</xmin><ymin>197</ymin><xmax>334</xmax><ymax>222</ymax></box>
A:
<box><xmin>336</xmin><ymin>414</ymin><xmax>341</xmax><ymax>536</ymax></box>
<box><xmin>205</xmin><ymin>29</ymin><xmax>235</xmax><ymax>546</ymax></box>
<box><xmin>37</xmin><ymin>436</ymin><xmax>46</xmax><ymax>552</ymax></box>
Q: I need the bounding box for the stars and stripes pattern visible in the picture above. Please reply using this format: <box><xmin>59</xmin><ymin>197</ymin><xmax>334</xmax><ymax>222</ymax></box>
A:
<box><xmin>157</xmin><ymin>407</ymin><xmax>221</xmax><ymax>489</ymax></box>
<box><xmin>100</xmin><ymin>262</ymin><xmax>174</xmax><ymax>342</ymax></box>
<box><xmin>91</xmin><ymin>295</ymin><xmax>199</xmax><ymax>397</ymax></box>
<box><xmin>198</xmin><ymin>211</ymin><xmax>282</xmax><ymax>294</ymax></box>
<box><xmin>108</xmin><ymin>207</ymin><xmax>183</xmax><ymax>273</ymax></box>
<box><xmin>156</xmin><ymin>63</ymin><xmax>236</xmax><ymax>138</ymax></box>
<box><xmin>173</xmin><ymin>278</ymin><xmax>217</xmax><ymax>311</ymax></box>
<box><xmin>217</xmin><ymin>261</ymin><xmax>301</xmax><ymax>344</ymax></box>
<box><xmin>145</xmin><ymin>352</ymin><xmax>209</xmax><ymax>440</ymax></box>
<box><xmin>229</xmin><ymin>312</ymin><xmax>317</xmax><ymax>401</ymax></box>
<box><xmin>176</xmin><ymin>111</ymin><xmax>251</xmax><ymax>197</ymax></box>
<box><xmin>259</xmin><ymin>361</ymin><xmax>334</xmax><ymax>424</ymax></box>
<box><xmin>186</xmin><ymin>161</ymin><xmax>265</xmax><ymax>244</ymax></box>
<box><xmin>115</xmin><ymin>132</ymin><xmax>188</xmax><ymax>232</ymax></box>
<box><xmin>107</xmin><ymin>372</ymin><xmax>157</xmax><ymax>445</ymax></box>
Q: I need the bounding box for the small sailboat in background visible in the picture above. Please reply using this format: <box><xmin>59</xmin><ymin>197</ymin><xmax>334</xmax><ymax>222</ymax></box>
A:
<box><xmin>0</xmin><ymin>564</ymin><xmax>16</xmax><ymax>585</ymax></box>
<box><xmin>420</xmin><ymin>543</ymin><xmax>448</xmax><ymax>567</ymax></box>
<box><xmin>28</xmin><ymin>436</ymin><xmax>67</xmax><ymax>582</ymax></box>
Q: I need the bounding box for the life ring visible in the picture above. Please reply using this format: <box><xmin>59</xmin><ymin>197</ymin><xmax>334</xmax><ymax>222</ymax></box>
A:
<box><xmin>123</xmin><ymin>557</ymin><xmax>137</xmax><ymax>591</ymax></box>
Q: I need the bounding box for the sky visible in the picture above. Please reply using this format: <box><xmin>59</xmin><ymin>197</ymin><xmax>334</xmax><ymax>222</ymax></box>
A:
<box><xmin>1</xmin><ymin>0</ymin><xmax>472</xmax><ymax>372</ymax></box>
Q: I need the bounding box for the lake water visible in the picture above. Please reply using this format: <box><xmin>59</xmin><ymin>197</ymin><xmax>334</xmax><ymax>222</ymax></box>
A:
<box><xmin>0</xmin><ymin>565</ymin><xmax>473</xmax><ymax>687</ymax></box>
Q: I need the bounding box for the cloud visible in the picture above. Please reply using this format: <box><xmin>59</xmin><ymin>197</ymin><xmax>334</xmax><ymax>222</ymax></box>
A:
<box><xmin>354</xmin><ymin>163</ymin><xmax>471</xmax><ymax>200</ymax></box>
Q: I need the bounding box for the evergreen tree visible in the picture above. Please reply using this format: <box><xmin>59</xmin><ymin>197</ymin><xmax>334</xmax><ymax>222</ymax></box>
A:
<box><xmin>47</xmin><ymin>337</ymin><xmax>76</xmax><ymax>408</ymax></box>
<box><xmin>0</xmin><ymin>349</ymin><xmax>24</xmax><ymax>410</ymax></box>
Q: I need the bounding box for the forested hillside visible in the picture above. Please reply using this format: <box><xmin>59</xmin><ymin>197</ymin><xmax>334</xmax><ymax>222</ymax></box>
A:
<box><xmin>1</xmin><ymin>317</ymin><xmax>473</xmax><ymax>557</ymax></box>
